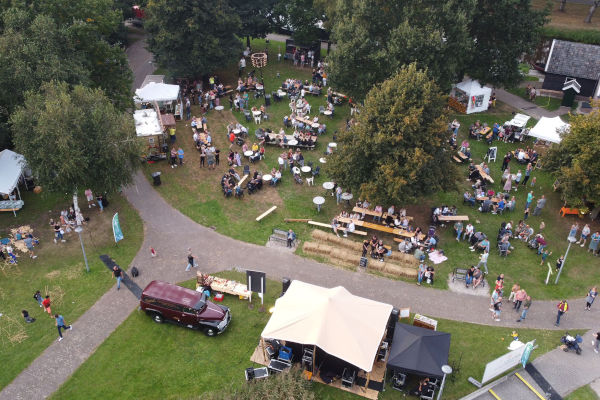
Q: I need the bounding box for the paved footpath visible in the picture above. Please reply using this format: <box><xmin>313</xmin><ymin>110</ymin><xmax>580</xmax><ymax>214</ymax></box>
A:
<box><xmin>2</xmin><ymin>35</ymin><xmax>599</xmax><ymax>400</ymax></box>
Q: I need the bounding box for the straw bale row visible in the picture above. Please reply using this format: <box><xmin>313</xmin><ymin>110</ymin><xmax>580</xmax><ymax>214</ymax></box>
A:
<box><xmin>302</xmin><ymin>241</ymin><xmax>417</xmax><ymax>279</ymax></box>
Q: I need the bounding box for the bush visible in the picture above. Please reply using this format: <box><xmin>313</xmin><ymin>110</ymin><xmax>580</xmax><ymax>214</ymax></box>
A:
<box><xmin>204</xmin><ymin>368</ymin><xmax>315</xmax><ymax>400</ymax></box>
<box><xmin>542</xmin><ymin>27</ymin><xmax>600</xmax><ymax>45</ymax></box>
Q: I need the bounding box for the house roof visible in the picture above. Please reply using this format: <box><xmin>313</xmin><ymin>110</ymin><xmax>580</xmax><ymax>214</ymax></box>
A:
<box><xmin>545</xmin><ymin>40</ymin><xmax>600</xmax><ymax>81</ymax></box>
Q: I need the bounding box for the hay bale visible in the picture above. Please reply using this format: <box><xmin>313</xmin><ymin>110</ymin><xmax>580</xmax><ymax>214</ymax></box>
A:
<box><xmin>303</xmin><ymin>242</ymin><xmax>320</xmax><ymax>254</ymax></box>
<box><xmin>316</xmin><ymin>244</ymin><xmax>332</xmax><ymax>255</ymax></box>
<box><xmin>311</xmin><ymin>229</ymin><xmax>330</xmax><ymax>242</ymax></box>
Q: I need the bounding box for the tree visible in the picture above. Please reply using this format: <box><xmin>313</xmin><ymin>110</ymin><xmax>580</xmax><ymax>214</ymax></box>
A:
<box><xmin>326</xmin><ymin>64</ymin><xmax>457</xmax><ymax>205</ymax></box>
<box><xmin>467</xmin><ymin>0</ymin><xmax>549</xmax><ymax>88</ymax></box>
<box><xmin>544</xmin><ymin>107</ymin><xmax>600</xmax><ymax>206</ymax></box>
<box><xmin>585</xmin><ymin>1</ymin><xmax>600</xmax><ymax>23</ymax></box>
<box><xmin>230</xmin><ymin>0</ymin><xmax>279</xmax><ymax>48</ymax></box>
<box><xmin>275</xmin><ymin>0</ymin><xmax>324</xmax><ymax>46</ymax></box>
<box><xmin>327</xmin><ymin>0</ymin><xmax>474</xmax><ymax>102</ymax></box>
<box><xmin>145</xmin><ymin>0</ymin><xmax>241</xmax><ymax>78</ymax></box>
<box><xmin>10</xmin><ymin>81</ymin><xmax>141</xmax><ymax>194</ymax></box>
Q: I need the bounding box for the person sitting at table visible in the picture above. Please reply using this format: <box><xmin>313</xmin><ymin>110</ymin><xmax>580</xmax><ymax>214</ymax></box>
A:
<box><xmin>492</xmin><ymin>198</ymin><xmax>506</xmax><ymax>214</ymax></box>
<box><xmin>519</xmin><ymin>224</ymin><xmax>534</xmax><ymax>241</ymax></box>
<box><xmin>393</xmin><ymin>215</ymin><xmax>402</xmax><ymax>228</ymax></box>
<box><xmin>464</xmin><ymin>191</ymin><xmax>476</xmax><ymax>206</ymax></box>
<box><xmin>441</xmin><ymin>205</ymin><xmax>450</xmax><ymax>216</ymax></box>
<box><xmin>270</xmin><ymin>169</ymin><xmax>281</xmax><ymax>186</ymax></box>
<box><xmin>398</xmin><ymin>239</ymin><xmax>413</xmax><ymax>253</ymax></box>
<box><xmin>343</xmin><ymin>221</ymin><xmax>356</xmax><ymax>237</ymax></box>
<box><xmin>228</xmin><ymin>168</ymin><xmax>241</xmax><ymax>181</ymax></box>
<box><xmin>460</xmin><ymin>139</ymin><xmax>469</xmax><ymax>153</ymax></box>
<box><xmin>331</xmin><ymin>218</ymin><xmax>342</xmax><ymax>237</ymax></box>
<box><xmin>425</xmin><ymin>235</ymin><xmax>437</xmax><ymax>251</ymax></box>
<box><xmin>480</xmin><ymin>198</ymin><xmax>492</xmax><ymax>213</ymax></box>
<box><xmin>383</xmin><ymin>212</ymin><xmax>395</xmax><ymax>227</ymax></box>
<box><xmin>468</xmin><ymin>163</ymin><xmax>480</xmax><ymax>181</ymax></box>
<box><xmin>473</xmin><ymin>266</ymin><xmax>484</xmax><ymax>288</ymax></box>
<box><xmin>499</xmin><ymin>236</ymin><xmax>512</xmax><ymax>255</ymax></box>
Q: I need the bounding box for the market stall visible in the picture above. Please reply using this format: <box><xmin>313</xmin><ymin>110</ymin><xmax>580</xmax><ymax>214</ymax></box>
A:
<box><xmin>134</xmin><ymin>81</ymin><xmax>181</xmax><ymax>113</ymax></box>
<box><xmin>196</xmin><ymin>272</ymin><xmax>250</xmax><ymax>299</ymax></box>
<box><xmin>254</xmin><ymin>280</ymin><xmax>393</xmax><ymax>399</ymax></box>
<box><xmin>449</xmin><ymin>79</ymin><xmax>491</xmax><ymax>114</ymax></box>
<box><xmin>0</xmin><ymin>149</ymin><xmax>26</xmax><ymax>216</ymax></box>
<box><xmin>504</xmin><ymin>113</ymin><xmax>531</xmax><ymax>142</ymax></box>
<box><xmin>528</xmin><ymin>116</ymin><xmax>570</xmax><ymax>144</ymax></box>
<box><xmin>134</xmin><ymin>109</ymin><xmax>167</xmax><ymax>162</ymax></box>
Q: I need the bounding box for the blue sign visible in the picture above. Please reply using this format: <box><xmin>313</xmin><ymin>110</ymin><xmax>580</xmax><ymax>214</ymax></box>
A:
<box><xmin>521</xmin><ymin>342</ymin><xmax>534</xmax><ymax>368</ymax></box>
<box><xmin>112</xmin><ymin>213</ymin><xmax>124</xmax><ymax>243</ymax></box>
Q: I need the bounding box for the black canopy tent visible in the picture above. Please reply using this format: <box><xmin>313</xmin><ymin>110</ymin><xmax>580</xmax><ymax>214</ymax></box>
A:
<box><xmin>387</xmin><ymin>323</ymin><xmax>451</xmax><ymax>378</ymax></box>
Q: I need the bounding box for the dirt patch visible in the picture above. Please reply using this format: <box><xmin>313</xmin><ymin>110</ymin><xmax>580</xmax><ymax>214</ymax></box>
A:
<box><xmin>406</xmin><ymin>202</ymin><xmax>434</xmax><ymax>231</ymax></box>
<box><xmin>45</xmin><ymin>270</ymin><xmax>61</xmax><ymax>280</ymax></box>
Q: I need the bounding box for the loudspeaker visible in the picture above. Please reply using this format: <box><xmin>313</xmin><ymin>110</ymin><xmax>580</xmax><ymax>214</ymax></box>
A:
<box><xmin>281</xmin><ymin>278</ymin><xmax>291</xmax><ymax>297</ymax></box>
<box><xmin>386</xmin><ymin>308</ymin><xmax>399</xmax><ymax>342</ymax></box>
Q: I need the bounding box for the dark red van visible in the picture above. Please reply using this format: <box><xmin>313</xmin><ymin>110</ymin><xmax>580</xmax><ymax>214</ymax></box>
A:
<box><xmin>140</xmin><ymin>280</ymin><xmax>231</xmax><ymax>336</ymax></box>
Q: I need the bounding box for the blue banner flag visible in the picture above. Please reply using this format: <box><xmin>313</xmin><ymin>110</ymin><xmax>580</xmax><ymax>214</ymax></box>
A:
<box><xmin>112</xmin><ymin>213</ymin><xmax>124</xmax><ymax>243</ymax></box>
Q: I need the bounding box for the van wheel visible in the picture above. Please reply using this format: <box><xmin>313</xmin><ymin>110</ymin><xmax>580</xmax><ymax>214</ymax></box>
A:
<box><xmin>152</xmin><ymin>313</ymin><xmax>164</xmax><ymax>324</ymax></box>
<box><xmin>205</xmin><ymin>327</ymin><xmax>216</xmax><ymax>337</ymax></box>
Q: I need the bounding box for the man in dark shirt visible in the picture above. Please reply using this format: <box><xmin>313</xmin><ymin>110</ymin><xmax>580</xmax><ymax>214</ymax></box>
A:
<box><xmin>112</xmin><ymin>265</ymin><xmax>123</xmax><ymax>290</ymax></box>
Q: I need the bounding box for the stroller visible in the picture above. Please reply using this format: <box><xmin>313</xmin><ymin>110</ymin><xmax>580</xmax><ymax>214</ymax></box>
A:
<box><xmin>561</xmin><ymin>332</ymin><xmax>583</xmax><ymax>355</ymax></box>
<box><xmin>528</xmin><ymin>234</ymin><xmax>543</xmax><ymax>250</ymax></box>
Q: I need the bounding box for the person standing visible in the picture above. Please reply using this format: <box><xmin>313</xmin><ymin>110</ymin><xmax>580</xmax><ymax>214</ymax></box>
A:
<box><xmin>335</xmin><ymin>186</ymin><xmax>343</xmax><ymax>205</ymax></box>
<box><xmin>476</xmin><ymin>250</ymin><xmax>489</xmax><ymax>274</ymax></box>
<box><xmin>578</xmin><ymin>224</ymin><xmax>591</xmax><ymax>247</ymax></box>
<box><xmin>54</xmin><ymin>314</ymin><xmax>72</xmax><ymax>342</ymax></box>
<box><xmin>491</xmin><ymin>296</ymin><xmax>502</xmax><ymax>322</ymax></box>
<box><xmin>532</xmin><ymin>195</ymin><xmax>546</xmax><ymax>216</ymax></box>
<box><xmin>522</xmin><ymin>163</ymin><xmax>532</xmax><ymax>186</ymax></box>
<box><xmin>84</xmin><ymin>188</ymin><xmax>95</xmax><ymax>208</ymax></box>
<box><xmin>417</xmin><ymin>262</ymin><xmax>426</xmax><ymax>286</ymax></box>
<box><xmin>286</xmin><ymin>229</ymin><xmax>296</xmax><ymax>248</ymax></box>
<box><xmin>590</xmin><ymin>231</ymin><xmax>600</xmax><ymax>256</ymax></box>
<box><xmin>185</xmin><ymin>248</ymin><xmax>197</xmax><ymax>271</ymax></box>
<box><xmin>568</xmin><ymin>223</ymin><xmax>579</xmax><ymax>240</ymax></box>
<box><xmin>525</xmin><ymin>191</ymin><xmax>534</xmax><ymax>210</ymax></box>
<box><xmin>112</xmin><ymin>265</ymin><xmax>123</xmax><ymax>290</ymax></box>
<box><xmin>514</xmin><ymin>288</ymin><xmax>527</xmax><ymax>311</ymax></box>
<box><xmin>555</xmin><ymin>300</ymin><xmax>568</xmax><ymax>326</ymax></box>
<box><xmin>585</xmin><ymin>287</ymin><xmax>598</xmax><ymax>311</ymax></box>
<box><xmin>24</xmin><ymin>234</ymin><xmax>37</xmax><ymax>259</ymax></box>
<box><xmin>33</xmin><ymin>290</ymin><xmax>43</xmax><ymax>308</ymax></box>
<box><xmin>42</xmin><ymin>295</ymin><xmax>52</xmax><ymax>316</ymax></box>
<box><xmin>177</xmin><ymin>148</ymin><xmax>184</xmax><ymax>165</ymax></box>
<box><xmin>517</xmin><ymin>296</ymin><xmax>532</xmax><ymax>322</ymax></box>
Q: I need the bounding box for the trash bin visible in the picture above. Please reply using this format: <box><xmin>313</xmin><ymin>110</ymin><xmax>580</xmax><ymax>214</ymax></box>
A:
<box><xmin>265</xmin><ymin>94</ymin><xmax>271</xmax><ymax>107</ymax></box>
<box><xmin>151</xmin><ymin>172</ymin><xmax>161</xmax><ymax>186</ymax></box>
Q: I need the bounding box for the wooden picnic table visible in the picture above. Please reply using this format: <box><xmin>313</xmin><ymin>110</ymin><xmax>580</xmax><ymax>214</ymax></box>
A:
<box><xmin>339</xmin><ymin>217</ymin><xmax>424</xmax><ymax>240</ymax></box>
<box><xmin>352</xmin><ymin>207</ymin><xmax>382</xmax><ymax>218</ymax></box>
<box><xmin>475</xmin><ymin>165</ymin><xmax>494</xmax><ymax>183</ymax></box>
<box><xmin>476</xmin><ymin>196</ymin><xmax>501</xmax><ymax>203</ymax></box>
<box><xmin>511</xmin><ymin>150</ymin><xmax>530</xmax><ymax>161</ymax></box>
<box><xmin>458</xmin><ymin>152</ymin><xmax>469</xmax><ymax>160</ymax></box>
<box><xmin>437</xmin><ymin>215</ymin><xmax>469</xmax><ymax>222</ymax></box>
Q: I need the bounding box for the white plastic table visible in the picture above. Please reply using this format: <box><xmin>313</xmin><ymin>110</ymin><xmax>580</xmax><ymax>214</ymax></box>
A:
<box><xmin>324</xmin><ymin>110</ymin><xmax>332</xmax><ymax>116</ymax></box>
<box><xmin>328</xmin><ymin>142</ymin><xmax>337</xmax><ymax>148</ymax></box>
<box><xmin>215</xmin><ymin>106</ymin><xmax>224</xmax><ymax>111</ymax></box>
<box><xmin>301</xmin><ymin>166</ymin><xmax>312</xmax><ymax>173</ymax></box>
<box><xmin>262</xmin><ymin>174</ymin><xmax>272</xmax><ymax>182</ymax></box>
<box><xmin>252</xmin><ymin>110</ymin><xmax>262</xmax><ymax>116</ymax></box>
<box><xmin>341</xmin><ymin>192</ymin><xmax>353</xmax><ymax>204</ymax></box>
<box><xmin>319</xmin><ymin>157</ymin><xmax>327</xmax><ymax>164</ymax></box>
<box><xmin>232</xmin><ymin>129</ymin><xmax>241</xmax><ymax>135</ymax></box>
<box><xmin>244</xmin><ymin>151</ymin><xmax>254</xmax><ymax>158</ymax></box>
<box><xmin>312</xmin><ymin>123</ymin><xmax>320</xmax><ymax>129</ymax></box>
<box><xmin>322</xmin><ymin>181</ymin><xmax>335</xmax><ymax>197</ymax></box>
<box><xmin>287</xmin><ymin>139</ymin><xmax>298</xmax><ymax>146</ymax></box>
<box><xmin>313</xmin><ymin>196</ymin><xmax>325</xmax><ymax>212</ymax></box>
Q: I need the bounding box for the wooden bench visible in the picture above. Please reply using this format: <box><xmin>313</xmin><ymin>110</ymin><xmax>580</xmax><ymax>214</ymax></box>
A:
<box><xmin>236</xmin><ymin>175</ymin><xmax>248</xmax><ymax>189</ymax></box>
<box><xmin>458</xmin><ymin>152</ymin><xmax>469</xmax><ymax>161</ymax></box>
<box><xmin>452</xmin><ymin>268</ymin><xmax>468</xmax><ymax>283</ymax></box>
<box><xmin>453</xmin><ymin>156</ymin><xmax>463</xmax><ymax>163</ymax></box>
<box><xmin>560</xmin><ymin>207</ymin><xmax>581</xmax><ymax>218</ymax></box>
<box><xmin>475</xmin><ymin>165</ymin><xmax>494</xmax><ymax>183</ymax></box>
<box><xmin>353</xmin><ymin>207</ymin><xmax>383</xmax><ymax>219</ymax></box>
<box><xmin>382</xmin><ymin>213</ymin><xmax>413</xmax><ymax>222</ymax></box>
<box><xmin>437</xmin><ymin>215</ymin><xmax>469</xmax><ymax>222</ymax></box>
<box><xmin>256</xmin><ymin>206</ymin><xmax>277</xmax><ymax>222</ymax></box>
<box><xmin>308</xmin><ymin>220</ymin><xmax>367</xmax><ymax>235</ymax></box>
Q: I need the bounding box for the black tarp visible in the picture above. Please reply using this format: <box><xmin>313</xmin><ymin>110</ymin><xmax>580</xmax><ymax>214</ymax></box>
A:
<box><xmin>387</xmin><ymin>323</ymin><xmax>451</xmax><ymax>378</ymax></box>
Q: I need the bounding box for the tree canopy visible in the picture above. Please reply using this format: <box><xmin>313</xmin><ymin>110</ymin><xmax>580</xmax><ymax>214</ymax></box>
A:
<box><xmin>467</xmin><ymin>0</ymin><xmax>549</xmax><ymax>88</ymax></box>
<box><xmin>544</xmin><ymin>108</ymin><xmax>600</xmax><ymax>207</ymax></box>
<box><xmin>275</xmin><ymin>0</ymin><xmax>324</xmax><ymax>46</ymax></box>
<box><xmin>10</xmin><ymin>81</ymin><xmax>141</xmax><ymax>194</ymax></box>
<box><xmin>327</xmin><ymin>0</ymin><xmax>548</xmax><ymax>102</ymax></box>
<box><xmin>230</xmin><ymin>0</ymin><xmax>279</xmax><ymax>48</ymax></box>
<box><xmin>0</xmin><ymin>1</ymin><xmax>132</xmax><ymax>148</ymax></box>
<box><xmin>145</xmin><ymin>0</ymin><xmax>241</xmax><ymax>78</ymax></box>
<box><xmin>325</xmin><ymin>63</ymin><xmax>457</xmax><ymax>205</ymax></box>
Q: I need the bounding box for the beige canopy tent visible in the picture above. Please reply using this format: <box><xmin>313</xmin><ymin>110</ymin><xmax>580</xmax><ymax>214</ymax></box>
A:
<box><xmin>261</xmin><ymin>280</ymin><xmax>393</xmax><ymax>372</ymax></box>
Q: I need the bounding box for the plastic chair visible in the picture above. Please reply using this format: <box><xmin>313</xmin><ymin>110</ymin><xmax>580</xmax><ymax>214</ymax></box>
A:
<box><xmin>243</xmin><ymin>165</ymin><xmax>250</xmax><ymax>176</ymax></box>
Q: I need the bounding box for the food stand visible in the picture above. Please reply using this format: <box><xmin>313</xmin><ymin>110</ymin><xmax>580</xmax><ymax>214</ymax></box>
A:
<box><xmin>196</xmin><ymin>272</ymin><xmax>250</xmax><ymax>299</ymax></box>
<box><xmin>449</xmin><ymin>79</ymin><xmax>491</xmax><ymax>114</ymax></box>
<box><xmin>134</xmin><ymin>109</ymin><xmax>167</xmax><ymax>161</ymax></box>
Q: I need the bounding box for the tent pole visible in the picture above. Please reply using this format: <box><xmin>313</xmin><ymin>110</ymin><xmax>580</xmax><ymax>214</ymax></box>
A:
<box><xmin>313</xmin><ymin>345</ymin><xmax>316</xmax><ymax>374</ymax></box>
<box><xmin>16</xmin><ymin>184</ymin><xmax>21</xmax><ymax>200</ymax></box>
<box><xmin>261</xmin><ymin>337</ymin><xmax>268</xmax><ymax>365</ymax></box>
<box><xmin>363</xmin><ymin>372</ymin><xmax>371</xmax><ymax>393</ymax></box>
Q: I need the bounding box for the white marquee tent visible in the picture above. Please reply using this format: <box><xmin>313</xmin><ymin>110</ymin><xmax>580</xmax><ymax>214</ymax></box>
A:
<box><xmin>528</xmin><ymin>116</ymin><xmax>570</xmax><ymax>144</ymax></box>
<box><xmin>261</xmin><ymin>280</ymin><xmax>393</xmax><ymax>372</ymax></box>
<box><xmin>507</xmin><ymin>113</ymin><xmax>531</xmax><ymax>128</ymax></box>
<box><xmin>453</xmin><ymin>79</ymin><xmax>492</xmax><ymax>114</ymax></box>
<box><xmin>134</xmin><ymin>109</ymin><xmax>162</xmax><ymax>137</ymax></box>
<box><xmin>0</xmin><ymin>149</ymin><xmax>25</xmax><ymax>195</ymax></box>
<box><xmin>134</xmin><ymin>82</ymin><xmax>180</xmax><ymax>103</ymax></box>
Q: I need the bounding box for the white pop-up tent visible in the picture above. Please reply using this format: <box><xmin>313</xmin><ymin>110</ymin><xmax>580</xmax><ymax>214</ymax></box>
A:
<box><xmin>507</xmin><ymin>113</ymin><xmax>531</xmax><ymax>128</ymax></box>
<box><xmin>528</xmin><ymin>116</ymin><xmax>570</xmax><ymax>144</ymax></box>
<box><xmin>134</xmin><ymin>109</ymin><xmax>162</xmax><ymax>137</ymax></box>
<box><xmin>261</xmin><ymin>280</ymin><xmax>393</xmax><ymax>373</ymax></box>
<box><xmin>0</xmin><ymin>149</ymin><xmax>25</xmax><ymax>196</ymax></box>
<box><xmin>452</xmin><ymin>79</ymin><xmax>492</xmax><ymax>114</ymax></box>
<box><xmin>134</xmin><ymin>82</ymin><xmax>180</xmax><ymax>103</ymax></box>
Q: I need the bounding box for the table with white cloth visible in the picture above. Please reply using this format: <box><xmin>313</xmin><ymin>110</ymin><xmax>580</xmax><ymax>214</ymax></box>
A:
<box><xmin>322</xmin><ymin>181</ymin><xmax>335</xmax><ymax>196</ymax></box>
<box><xmin>341</xmin><ymin>192</ymin><xmax>353</xmax><ymax>204</ymax></box>
<box><xmin>262</xmin><ymin>174</ymin><xmax>272</xmax><ymax>183</ymax></box>
<box><xmin>313</xmin><ymin>196</ymin><xmax>325</xmax><ymax>212</ymax></box>
<box><xmin>301</xmin><ymin>166</ymin><xmax>312</xmax><ymax>174</ymax></box>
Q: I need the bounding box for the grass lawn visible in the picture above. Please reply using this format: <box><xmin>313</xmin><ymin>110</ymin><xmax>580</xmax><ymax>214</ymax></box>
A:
<box><xmin>0</xmin><ymin>190</ymin><xmax>143</xmax><ymax>389</ymax></box>
<box><xmin>565</xmin><ymin>384</ymin><xmax>600</xmax><ymax>400</ymax></box>
<box><xmin>533</xmin><ymin>0</ymin><xmax>600</xmax><ymax>31</ymax></box>
<box><xmin>52</xmin><ymin>271</ymin><xmax>572</xmax><ymax>400</ymax></box>
<box><xmin>144</xmin><ymin>37</ymin><xmax>600</xmax><ymax>300</ymax></box>
<box><xmin>506</xmin><ymin>87</ymin><xmax>563</xmax><ymax>111</ymax></box>
<box><xmin>143</xmin><ymin>37</ymin><xmax>350</xmax><ymax>248</ymax></box>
